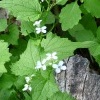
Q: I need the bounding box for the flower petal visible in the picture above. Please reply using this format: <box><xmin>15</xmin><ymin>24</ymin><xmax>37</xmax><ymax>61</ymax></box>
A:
<box><xmin>52</xmin><ymin>64</ymin><xmax>58</xmax><ymax>69</ymax></box>
<box><xmin>55</xmin><ymin>68</ymin><xmax>61</xmax><ymax>73</ymax></box>
<box><xmin>22</xmin><ymin>84</ymin><xmax>29</xmax><ymax>91</ymax></box>
<box><xmin>25</xmin><ymin>77</ymin><xmax>30</xmax><ymax>83</ymax></box>
<box><xmin>61</xmin><ymin>65</ymin><xmax>66</xmax><ymax>70</ymax></box>
<box><xmin>37</xmin><ymin>61</ymin><xmax>41</xmax><ymax>66</ymax></box>
<box><xmin>33</xmin><ymin>20</ymin><xmax>42</xmax><ymax>26</ymax></box>
<box><xmin>53</xmin><ymin>56</ymin><xmax>58</xmax><ymax>60</ymax></box>
<box><xmin>36</xmin><ymin>30</ymin><xmax>41</xmax><ymax>34</ymax></box>
<box><xmin>52</xmin><ymin>52</ymin><xmax>58</xmax><ymax>59</ymax></box>
<box><xmin>28</xmin><ymin>86</ymin><xmax>32</xmax><ymax>91</ymax></box>
<box><xmin>42</xmin><ymin>59</ymin><xmax>47</xmax><ymax>64</ymax></box>
<box><xmin>42</xmin><ymin>26</ymin><xmax>47</xmax><ymax>30</ymax></box>
<box><xmin>58</xmin><ymin>61</ymin><xmax>64</xmax><ymax>66</ymax></box>
<box><xmin>41</xmin><ymin>0</ymin><xmax>44</xmax><ymax>2</ymax></box>
<box><xmin>42</xmin><ymin>29</ymin><xmax>46</xmax><ymax>33</ymax></box>
<box><xmin>31</xmin><ymin>74</ymin><xmax>35</xmax><ymax>77</ymax></box>
<box><xmin>36</xmin><ymin>28</ymin><xmax>41</xmax><ymax>34</ymax></box>
<box><xmin>52</xmin><ymin>52</ymin><xmax>57</xmax><ymax>56</ymax></box>
<box><xmin>46</xmin><ymin>53</ymin><xmax>51</xmax><ymax>60</ymax></box>
<box><xmin>36</xmin><ymin>27</ymin><xmax>40</xmax><ymax>31</ymax></box>
<box><xmin>42</xmin><ymin>65</ymin><xmax>46</xmax><ymax>70</ymax></box>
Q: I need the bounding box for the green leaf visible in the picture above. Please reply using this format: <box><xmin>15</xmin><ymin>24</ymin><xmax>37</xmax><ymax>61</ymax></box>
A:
<box><xmin>84</xmin><ymin>0</ymin><xmax>100</xmax><ymax>18</ymax></box>
<box><xmin>56</xmin><ymin>0</ymin><xmax>68</xmax><ymax>5</ymax></box>
<box><xmin>0</xmin><ymin>0</ymin><xmax>41</xmax><ymax>21</ymax></box>
<box><xmin>0</xmin><ymin>74</ymin><xmax>16</xmax><ymax>89</ymax></box>
<box><xmin>9</xmin><ymin>90</ymin><xmax>19</xmax><ymax>100</ymax></box>
<box><xmin>14</xmin><ymin>76</ymin><xmax>25</xmax><ymax>90</ymax></box>
<box><xmin>89</xmin><ymin>42</ymin><xmax>100</xmax><ymax>56</ymax></box>
<box><xmin>0</xmin><ymin>40</ymin><xmax>11</xmax><ymax>73</ymax></box>
<box><xmin>41</xmin><ymin>11</ymin><xmax>55</xmax><ymax>24</ymax></box>
<box><xmin>41</xmin><ymin>33</ymin><xmax>95</xmax><ymax>60</ymax></box>
<box><xmin>93</xmin><ymin>55</ymin><xmax>100</xmax><ymax>66</ymax></box>
<box><xmin>80</xmin><ymin>14</ymin><xmax>97</xmax><ymax>34</ymax></box>
<box><xmin>21</xmin><ymin>21</ymin><xmax>34</xmax><ymax>36</ymax></box>
<box><xmin>0</xmin><ymin>24</ymin><xmax>19</xmax><ymax>45</ymax></box>
<box><xmin>32</xmin><ymin>73</ymin><xmax>58</xmax><ymax>100</ymax></box>
<box><xmin>24</xmin><ymin>93</ymin><xmax>31</xmax><ymax>100</ymax></box>
<box><xmin>11</xmin><ymin>39</ymin><xmax>42</xmax><ymax>76</ymax></box>
<box><xmin>68</xmin><ymin>23</ymin><xmax>95</xmax><ymax>42</ymax></box>
<box><xmin>90</xmin><ymin>45</ymin><xmax>100</xmax><ymax>56</ymax></box>
<box><xmin>0</xmin><ymin>89</ymin><xmax>11</xmax><ymax>100</ymax></box>
<box><xmin>10</xmin><ymin>39</ymin><xmax>27</xmax><ymax>57</ymax></box>
<box><xmin>80</xmin><ymin>4</ymin><xmax>88</xmax><ymax>14</ymax></box>
<box><xmin>49</xmin><ymin>91</ymin><xmax>75</xmax><ymax>100</ymax></box>
<box><xmin>96</xmin><ymin>26</ymin><xmax>100</xmax><ymax>43</ymax></box>
<box><xmin>0</xmin><ymin>19</ymin><xmax>7</xmax><ymax>32</ymax></box>
<box><xmin>89</xmin><ymin>43</ymin><xmax>100</xmax><ymax>66</ymax></box>
<box><xmin>59</xmin><ymin>2</ymin><xmax>81</xmax><ymax>31</ymax></box>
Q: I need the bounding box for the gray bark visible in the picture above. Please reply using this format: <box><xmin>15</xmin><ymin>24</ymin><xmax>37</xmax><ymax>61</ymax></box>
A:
<box><xmin>56</xmin><ymin>55</ymin><xmax>100</xmax><ymax>100</ymax></box>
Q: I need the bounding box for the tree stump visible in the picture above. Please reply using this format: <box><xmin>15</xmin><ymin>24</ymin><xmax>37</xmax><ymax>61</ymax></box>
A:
<box><xmin>56</xmin><ymin>55</ymin><xmax>100</xmax><ymax>100</ymax></box>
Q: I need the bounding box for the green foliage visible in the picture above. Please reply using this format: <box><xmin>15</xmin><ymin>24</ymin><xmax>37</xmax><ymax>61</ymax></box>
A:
<box><xmin>21</xmin><ymin>21</ymin><xmax>34</xmax><ymax>36</ymax></box>
<box><xmin>41</xmin><ymin>33</ymin><xmax>95</xmax><ymax>60</ymax></box>
<box><xmin>0</xmin><ymin>74</ymin><xmax>16</xmax><ymax>89</ymax></box>
<box><xmin>59</xmin><ymin>2</ymin><xmax>81</xmax><ymax>31</ymax></box>
<box><xmin>49</xmin><ymin>91</ymin><xmax>75</xmax><ymax>100</ymax></box>
<box><xmin>41</xmin><ymin>11</ymin><xmax>55</xmax><ymax>24</ymax></box>
<box><xmin>11</xmin><ymin>39</ymin><xmax>41</xmax><ymax>76</ymax></box>
<box><xmin>84</xmin><ymin>0</ymin><xmax>100</xmax><ymax>18</ymax></box>
<box><xmin>0</xmin><ymin>19</ymin><xmax>7</xmax><ymax>32</ymax></box>
<box><xmin>0</xmin><ymin>89</ymin><xmax>11</xmax><ymax>100</ymax></box>
<box><xmin>0</xmin><ymin>0</ymin><xmax>100</xmax><ymax>99</ymax></box>
<box><xmin>0</xmin><ymin>24</ymin><xmax>19</xmax><ymax>45</ymax></box>
<box><xmin>96</xmin><ymin>26</ymin><xmax>100</xmax><ymax>43</ymax></box>
<box><xmin>80</xmin><ymin>14</ymin><xmax>97</xmax><ymax>33</ymax></box>
<box><xmin>68</xmin><ymin>23</ymin><xmax>95</xmax><ymax>41</ymax></box>
<box><xmin>32</xmin><ymin>71</ymin><xmax>59</xmax><ymax>100</ymax></box>
<box><xmin>0</xmin><ymin>0</ymin><xmax>41</xmax><ymax>21</ymax></box>
<box><xmin>0</xmin><ymin>40</ymin><xmax>11</xmax><ymax>74</ymax></box>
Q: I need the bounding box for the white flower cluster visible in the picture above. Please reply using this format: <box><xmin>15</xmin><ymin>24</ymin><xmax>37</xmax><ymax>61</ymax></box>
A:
<box><xmin>35</xmin><ymin>52</ymin><xmax>67</xmax><ymax>73</ymax></box>
<box><xmin>22</xmin><ymin>74</ymin><xmax>35</xmax><ymax>92</ymax></box>
<box><xmin>22</xmin><ymin>52</ymin><xmax>66</xmax><ymax>92</ymax></box>
<box><xmin>33</xmin><ymin>20</ymin><xmax>47</xmax><ymax>34</ymax></box>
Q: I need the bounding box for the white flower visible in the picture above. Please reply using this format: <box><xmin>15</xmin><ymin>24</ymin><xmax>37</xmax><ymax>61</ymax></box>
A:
<box><xmin>31</xmin><ymin>74</ymin><xmax>35</xmax><ymax>77</ymax></box>
<box><xmin>28</xmin><ymin>86</ymin><xmax>32</xmax><ymax>91</ymax></box>
<box><xmin>33</xmin><ymin>20</ymin><xmax>42</xmax><ymax>27</ymax></box>
<box><xmin>41</xmin><ymin>0</ymin><xmax>44</xmax><ymax>2</ymax></box>
<box><xmin>46</xmin><ymin>52</ymin><xmax>58</xmax><ymax>60</ymax></box>
<box><xmin>42</xmin><ymin>59</ymin><xmax>47</xmax><ymax>64</ymax></box>
<box><xmin>35</xmin><ymin>60</ymin><xmax>46</xmax><ymax>70</ymax></box>
<box><xmin>52</xmin><ymin>61</ymin><xmax>66</xmax><ymax>73</ymax></box>
<box><xmin>25</xmin><ymin>77</ymin><xmax>31</xmax><ymax>83</ymax></box>
<box><xmin>36</xmin><ymin>26</ymin><xmax>47</xmax><ymax>34</ymax></box>
<box><xmin>22</xmin><ymin>84</ymin><xmax>32</xmax><ymax>91</ymax></box>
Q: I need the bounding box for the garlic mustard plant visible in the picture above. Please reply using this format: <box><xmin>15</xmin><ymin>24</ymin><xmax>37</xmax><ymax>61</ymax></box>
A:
<box><xmin>0</xmin><ymin>0</ymin><xmax>95</xmax><ymax>99</ymax></box>
<box><xmin>22</xmin><ymin>84</ymin><xmax>32</xmax><ymax>91</ymax></box>
<box><xmin>33</xmin><ymin>19</ymin><xmax>47</xmax><ymax>34</ymax></box>
<box><xmin>22</xmin><ymin>74</ymin><xmax>35</xmax><ymax>92</ymax></box>
<box><xmin>33</xmin><ymin>20</ymin><xmax>42</xmax><ymax>27</ymax></box>
<box><xmin>52</xmin><ymin>61</ymin><xmax>66</xmax><ymax>73</ymax></box>
<box><xmin>46</xmin><ymin>52</ymin><xmax>58</xmax><ymax>60</ymax></box>
<box><xmin>35</xmin><ymin>26</ymin><xmax>47</xmax><ymax>34</ymax></box>
<box><xmin>35</xmin><ymin>60</ymin><xmax>47</xmax><ymax>70</ymax></box>
<box><xmin>25</xmin><ymin>76</ymin><xmax>31</xmax><ymax>83</ymax></box>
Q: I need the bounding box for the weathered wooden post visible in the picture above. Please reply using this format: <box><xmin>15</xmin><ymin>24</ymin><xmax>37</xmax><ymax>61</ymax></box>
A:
<box><xmin>56</xmin><ymin>55</ymin><xmax>100</xmax><ymax>100</ymax></box>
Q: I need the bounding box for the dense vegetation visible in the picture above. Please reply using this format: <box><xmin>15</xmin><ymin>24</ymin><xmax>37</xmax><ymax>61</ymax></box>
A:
<box><xmin>0</xmin><ymin>0</ymin><xmax>100</xmax><ymax>99</ymax></box>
